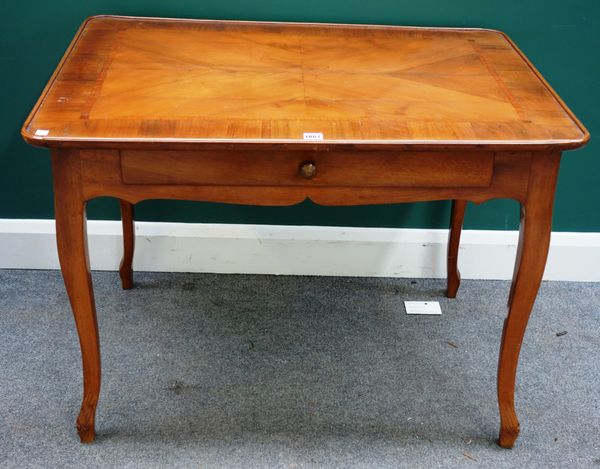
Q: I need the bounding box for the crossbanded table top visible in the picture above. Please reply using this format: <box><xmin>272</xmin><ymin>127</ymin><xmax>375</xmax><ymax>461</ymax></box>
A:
<box><xmin>23</xmin><ymin>15</ymin><xmax>588</xmax><ymax>150</ymax></box>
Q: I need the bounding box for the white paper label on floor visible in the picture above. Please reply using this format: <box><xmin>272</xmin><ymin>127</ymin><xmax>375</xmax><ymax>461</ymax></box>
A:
<box><xmin>303</xmin><ymin>132</ymin><xmax>323</xmax><ymax>140</ymax></box>
<box><xmin>404</xmin><ymin>301</ymin><xmax>442</xmax><ymax>315</ymax></box>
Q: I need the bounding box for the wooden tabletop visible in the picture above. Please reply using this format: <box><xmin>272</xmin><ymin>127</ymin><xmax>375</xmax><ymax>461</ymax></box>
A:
<box><xmin>23</xmin><ymin>15</ymin><xmax>588</xmax><ymax>150</ymax></box>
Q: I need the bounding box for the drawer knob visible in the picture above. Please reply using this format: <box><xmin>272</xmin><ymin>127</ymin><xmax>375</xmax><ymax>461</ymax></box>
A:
<box><xmin>299</xmin><ymin>161</ymin><xmax>317</xmax><ymax>179</ymax></box>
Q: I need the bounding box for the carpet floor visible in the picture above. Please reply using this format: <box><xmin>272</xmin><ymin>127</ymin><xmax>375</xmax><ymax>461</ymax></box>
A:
<box><xmin>0</xmin><ymin>270</ymin><xmax>598</xmax><ymax>468</ymax></box>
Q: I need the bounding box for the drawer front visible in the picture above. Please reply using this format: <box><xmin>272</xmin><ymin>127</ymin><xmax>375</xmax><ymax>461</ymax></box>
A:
<box><xmin>120</xmin><ymin>150</ymin><xmax>494</xmax><ymax>187</ymax></box>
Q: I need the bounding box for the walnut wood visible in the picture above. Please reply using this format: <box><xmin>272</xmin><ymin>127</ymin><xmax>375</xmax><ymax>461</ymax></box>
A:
<box><xmin>22</xmin><ymin>16</ymin><xmax>588</xmax><ymax>151</ymax></box>
<box><xmin>447</xmin><ymin>200</ymin><xmax>467</xmax><ymax>298</ymax></box>
<box><xmin>119</xmin><ymin>200</ymin><xmax>135</xmax><ymax>290</ymax></box>
<box><xmin>120</xmin><ymin>150</ymin><xmax>493</xmax><ymax>188</ymax></box>
<box><xmin>52</xmin><ymin>149</ymin><xmax>100</xmax><ymax>443</ymax></box>
<box><xmin>21</xmin><ymin>16</ymin><xmax>589</xmax><ymax>447</ymax></box>
<box><xmin>79</xmin><ymin>150</ymin><xmax>531</xmax><ymax>206</ymax></box>
<box><xmin>497</xmin><ymin>152</ymin><xmax>560</xmax><ymax>448</ymax></box>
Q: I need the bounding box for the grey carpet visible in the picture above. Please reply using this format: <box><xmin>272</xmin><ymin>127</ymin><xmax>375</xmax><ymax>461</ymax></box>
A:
<box><xmin>0</xmin><ymin>269</ymin><xmax>598</xmax><ymax>468</ymax></box>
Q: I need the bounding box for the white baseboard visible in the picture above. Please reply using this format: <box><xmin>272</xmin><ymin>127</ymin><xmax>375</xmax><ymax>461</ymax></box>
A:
<box><xmin>0</xmin><ymin>219</ymin><xmax>599</xmax><ymax>281</ymax></box>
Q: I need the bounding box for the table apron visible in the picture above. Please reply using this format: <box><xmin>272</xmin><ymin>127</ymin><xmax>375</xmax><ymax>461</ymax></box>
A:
<box><xmin>76</xmin><ymin>149</ymin><xmax>532</xmax><ymax>205</ymax></box>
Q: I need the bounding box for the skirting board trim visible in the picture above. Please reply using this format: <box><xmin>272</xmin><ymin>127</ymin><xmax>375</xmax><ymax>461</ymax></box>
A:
<box><xmin>0</xmin><ymin>219</ymin><xmax>599</xmax><ymax>281</ymax></box>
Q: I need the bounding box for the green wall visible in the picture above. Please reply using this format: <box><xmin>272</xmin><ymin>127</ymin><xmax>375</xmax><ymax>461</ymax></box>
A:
<box><xmin>2</xmin><ymin>1</ymin><xmax>598</xmax><ymax>230</ymax></box>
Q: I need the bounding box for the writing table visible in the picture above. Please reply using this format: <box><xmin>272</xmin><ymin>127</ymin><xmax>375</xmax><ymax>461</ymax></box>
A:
<box><xmin>22</xmin><ymin>15</ymin><xmax>589</xmax><ymax>447</ymax></box>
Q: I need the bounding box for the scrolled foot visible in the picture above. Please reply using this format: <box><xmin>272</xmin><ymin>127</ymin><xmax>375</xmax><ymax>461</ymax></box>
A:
<box><xmin>446</xmin><ymin>270</ymin><xmax>460</xmax><ymax>298</ymax></box>
<box><xmin>77</xmin><ymin>422</ymin><xmax>96</xmax><ymax>443</ymax></box>
<box><xmin>119</xmin><ymin>265</ymin><xmax>133</xmax><ymax>290</ymax></box>
<box><xmin>498</xmin><ymin>424</ymin><xmax>519</xmax><ymax>448</ymax></box>
<box><xmin>498</xmin><ymin>407</ymin><xmax>520</xmax><ymax>448</ymax></box>
<box><xmin>76</xmin><ymin>401</ymin><xmax>97</xmax><ymax>443</ymax></box>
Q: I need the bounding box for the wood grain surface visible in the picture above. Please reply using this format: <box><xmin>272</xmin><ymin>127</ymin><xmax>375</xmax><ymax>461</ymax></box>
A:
<box><xmin>119</xmin><ymin>150</ymin><xmax>494</xmax><ymax>187</ymax></box>
<box><xmin>22</xmin><ymin>16</ymin><xmax>588</xmax><ymax>150</ymax></box>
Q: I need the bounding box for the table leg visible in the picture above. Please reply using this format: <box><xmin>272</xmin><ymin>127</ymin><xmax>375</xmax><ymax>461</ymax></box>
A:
<box><xmin>447</xmin><ymin>200</ymin><xmax>467</xmax><ymax>298</ymax></box>
<box><xmin>497</xmin><ymin>153</ymin><xmax>560</xmax><ymax>448</ymax></box>
<box><xmin>119</xmin><ymin>200</ymin><xmax>135</xmax><ymax>290</ymax></box>
<box><xmin>52</xmin><ymin>151</ymin><xmax>100</xmax><ymax>443</ymax></box>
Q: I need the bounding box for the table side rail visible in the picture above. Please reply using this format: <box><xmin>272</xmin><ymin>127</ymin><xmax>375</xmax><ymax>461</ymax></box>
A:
<box><xmin>75</xmin><ymin>149</ymin><xmax>531</xmax><ymax>206</ymax></box>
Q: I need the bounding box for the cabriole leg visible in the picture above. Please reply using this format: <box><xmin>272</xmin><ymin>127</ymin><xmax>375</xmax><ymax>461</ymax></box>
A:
<box><xmin>497</xmin><ymin>153</ymin><xmax>560</xmax><ymax>448</ymax></box>
<box><xmin>52</xmin><ymin>150</ymin><xmax>101</xmax><ymax>443</ymax></box>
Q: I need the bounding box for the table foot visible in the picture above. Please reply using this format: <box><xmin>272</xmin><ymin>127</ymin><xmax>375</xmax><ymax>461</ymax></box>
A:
<box><xmin>76</xmin><ymin>387</ymin><xmax>98</xmax><ymax>443</ymax></box>
<box><xmin>446</xmin><ymin>270</ymin><xmax>461</xmax><ymax>299</ymax></box>
<box><xmin>498</xmin><ymin>412</ymin><xmax>519</xmax><ymax>448</ymax></box>
<box><xmin>119</xmin><ymin>200</ymin><xmax>135</xmax><ymax>290</ymax></box>
<box><xmin>119</xmin><ymin>272</ymin><xmax>134</xmax><ymax>290</ymax></box>
<box><xmin>76</xmin><ymin>420</ymin><xmax>96</xmax><ymax>443</ymax></box>
<box><xmin>119</xmin><ymin>265</ymin><xmax>134</xmax><ymax>290</ymax></box>
<box><xmin>447</xmin><ymin>200</ymin><xmax>466</xmax><ymax>298</ymax></box>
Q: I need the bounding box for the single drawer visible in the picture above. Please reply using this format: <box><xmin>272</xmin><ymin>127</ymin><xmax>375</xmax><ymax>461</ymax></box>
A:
<box><xmin>120</xmin><ymin>150</ymin><xmax>494</xmax><ymax>187</ymax></box>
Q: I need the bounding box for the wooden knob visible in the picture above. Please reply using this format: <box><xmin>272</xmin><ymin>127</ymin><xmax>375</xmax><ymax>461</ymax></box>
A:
<box><xmin>299</xmin><ymin>161</ymin><xmax>317</xmax><ymax>179</ymax></box>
